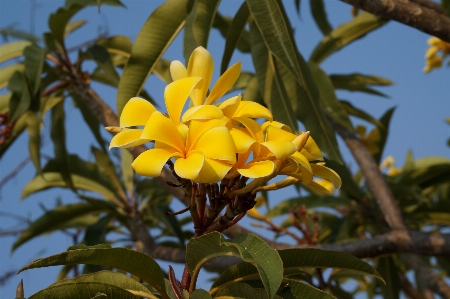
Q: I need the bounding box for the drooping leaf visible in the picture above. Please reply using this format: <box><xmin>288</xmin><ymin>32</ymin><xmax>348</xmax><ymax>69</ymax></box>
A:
<box><xmin>266</xmin><ymin>195</ymin><xmax>351</xmax><ymax>218</ymax></box>
<box><xmin>27</xmin><ymin>282</ymin><xmax>140</xmax><ymax>299</ymax></box>
<box><xmin>372</xmin><ymin>107</ymin><xmax>395</xmax><ymax>164</ymax></box>
<box><xmin>0</xmin><ymin>64</ymin><xmax>24</xmax><ymax>90</ymax></box>
<box><xmin>310</xmin><ymin>0</ymin><xmax>332</xmax><ymax>35</ymax></box>
<box><xmin>310</xmin><ymin>12</ymin><xmax>388</xmax><ymax>64</ymax></box>
<box><xmin>96</xmin><ymin>35</ymin><xmax>132</xmax><ymax>66</ymax></box>
<box><xmin>220</xmin><ymin>1</ymin><xmax>250</xmax><ymax>74</ymax></box>
<box><xmin>51</xmin><ymin>101</ymin><xmax>74</xmax><ymax>189</ymax></box>
<box><xmin>8</xmin><ymin>71</ymin><xmax>31</xmax><ymax>122</ymax></box>
<box><xmin>0</xmin><ymin>41</ymin><xmax>31</xmax><ymax>63</ymax></box>
<box><xmin>64</xmin><ymin>19</ymin><xmax>87</xmax><ymax>37</ymax></box>
<box><xmin>23</xmin><ymin>44</ymin><xmax>46</xmax><ymax>97</ymax></box>
<box><xmin>117</xmin><ymin>0</ymin><xmax>189</xmax><ymax>114</ymax></box>
<box><xmin>376</xmin><ymin>257</ymin><xmax>400</xmax><ymax>299</ymax></box>
<box><xmin>309</xmin><ymin>62</ymin><xmax>353</xmax><ymax>131</ymax></box>
<box><xmin>12</xmin><ymin>200</ymin><xmax>114</xmax><ymax>251</ymax></box>
<box><xmin>340</xmin><ymin>100</ymin><xmax>382</xmax><ymax>128</ymax></box>
<box><xmin>183</xmin><ymin>0</ymin><xmax>220</xmax><ymax>62</ymax></box>
<box><xmin>330</xmin><ymin>73</ymin><xmax>392</xmax><ymax>98</ymax></box>
<box><xmin>26</xmin><ymin>111</ymin><xmax>41</xmax><ymax>173</ymax></box>
<box><xmin>88</xmin><ymin>44</ymin><xmax>120</xmax><ymax>85</ymax></box>
<box><xmin>20</xmin><ymin>247</ymin><xmax>170</xmax><ymax>299</ymax></box>
<box><xmin>213</xmin><ymin>12</ymin><xmax>251</xmax><ymax>53</ymax></box>
<box><xmin>48</xmin><ymin>5</ymin><xmax>85</xmax><ymax>46</ymax></box>
<box><xmin>186</xmin><ymin>232</ymin><xmax>282</xmax><ymax>298</ymax></box>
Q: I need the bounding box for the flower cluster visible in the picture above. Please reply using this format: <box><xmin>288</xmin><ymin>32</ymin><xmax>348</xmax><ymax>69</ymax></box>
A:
<box><xmin>108</xmin><ymin>47</ymin><xmax>341</xmax><ymax>195</ymax></box>
<box><xmin>424</xmin><ymin>37</ymin><xmax>450</xmax><ymax>73</ymax></box>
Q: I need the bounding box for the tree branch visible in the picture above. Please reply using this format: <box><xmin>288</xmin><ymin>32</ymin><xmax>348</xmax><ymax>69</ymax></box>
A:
<box><xmin>341</xmin><ymin>0</ymin><xmax>450</xmax><ymax>43</ymax></box>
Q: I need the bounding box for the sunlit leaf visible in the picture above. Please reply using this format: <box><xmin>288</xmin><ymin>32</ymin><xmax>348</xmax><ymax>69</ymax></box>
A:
<box><xmin>64</xmin><ymin>19</ymin><xmax>87</xmax><ymax>37</ymax></box>
<box><xmin>187</xmin><ymin>232</ymin><xmax>282</xmax><ymax>298</ymax></box>
<box><xmin>0</xmin><ymin>93</ymin><xmax>11</xmax><ymax>113</ymax></box>
<box><xmin>20</xmin><ymin>247</ymin><xmax>170</xmax><ymax>299</ymax></box>
<box><xmin>183</xmin><ymin>0</ymin><xmax>220</xmax><ymax>61</ymax></box>
<box><xmin>0</xmin><ymin>41</ymin><xmax>31</xmax><ymax>63</ymax></box>
<box><xmin>310</xmin><ymin>12</ymin><xmax>388</xmax><ymax>64</ymax></box>
<box><xmin>117</xmin><ymin>0</ymin><xmax>189</xmax><ymax>114</ymax></box>
<box><xmin>12</xmin><ymin>200</ymin><xmax>114</xmax><ymax>251</ymax></box>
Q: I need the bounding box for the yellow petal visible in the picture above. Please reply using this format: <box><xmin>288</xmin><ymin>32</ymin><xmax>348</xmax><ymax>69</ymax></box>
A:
<box><xmin>205</xmin><ymin>61</ymin><xmax>241</xmax><ymax>105</ymax></box>
<box><xmin>261</xmin><ymin>121</ymin><xmax>292</xmax><ymax>133</ymax></box>
<box><xmin>187</xmin><ymin>46</ymin><xmax>214</xmax><ymax>105</ymax></box>
<box><xmin>238</xmin><ymin>160</ymin><xmax>274</xmax><ymax>178</ymax></box>
<box><xmin>141</xmin><ymin>112</ymin><xmax>185</xmax><ymax>153</ymax></box>
<box><xmin>120</xmin><ymin>97</ymin><xmax>157</xmax><ymax>127</ymax></box>
<box><xmin>265</xmin><ymin>126</ymin><xmax>296</xmax><ymax>142</ymax></box>
<box><xmin>311</xmin><ymin>164</ymin><xmax>342</xmax><ymax>189</ymax></box>
<box><xmin>174</xmin><ymin>150</ymin><xmax>204</xmax><ymax>180</ymax></box>
<box><xmin>192</xmin><ymin>126</ymin><xmax>236</xmax><ymax>162</ymax></box>
<box><xmin>260</xmin><ymin>141</ymin><xmax>296</xmax><ymax>159</ymax></box>
<box><xmin>301</xmin><ymin>136</ymin><xmax>323</xmax><ymax>161</ymax></box>
<box><xmin>164</xmin><ymin>77</ymin><xmax>203</xmax><ymax>125</ymax></box>
<box><xmin>234</xmin><ymin>117</ymin><xmax>264</xmax><ymax>142</ymax></box>
<box><xmin>186</xmin><ymin>119</ymin><xmax>229</xmax><ymax>150</ymax></box>
<box><xmin>218</xmin><ymin>95</ymin><xmax>241</xmax><ymax>119</ymax></box>
<box><xmin>177</xmin><ymin>123</ymin><xmax>189</xmax><ymax>145</ymax></box>
<box><xmin>292</xmin><ymin>131</ymin><xmax>310</xmax><ymax>152</ymax></box>
<box><xmin>234</xmin><ymin>101</ymin><xmax>273</xmax><ymax>121</ymax></box>
<box><xmin>194</xmin><ymin>157</ymin><xmax>232</xmax><ymax>183</ymax></box>
<box><xmin>290</xmin><ymin>151</ymin><xmax>312</xmax><ymax>174</ymax></box>
<box><xmin>305</xmin><ymin>180</ymin><xmax>335</xmax><ymax>194</ymax></box>
<box><xmin>230</xmin><ymin>127</ymin><xmax>256</xmax><ymax>154</ymax></box>
<box><xmin>131</xmin><ymin>148</ymin><xmax>178</xmax><ymax>177</ymax></box>
<box><xmin>170</xmin><ymin>60</ymin><xmax>187</xmax><ymax>81</ymax></box>
<box><xmin>181</xmin><ymin>105</ymin><xmax>224</xmax><ymax>123</ymax></box>
<box><xmin>109</xmin><ymin>129</ymin><xmax>150</xmax><ymax>149</ymax></box>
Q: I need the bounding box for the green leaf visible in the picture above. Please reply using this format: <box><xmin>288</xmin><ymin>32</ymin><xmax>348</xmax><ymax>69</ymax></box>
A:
<box><xmin>376</xmin><ymin>257</ymin><xmax>399</xmax><ymax>299</ymax></box>
<box><xmin>0</xmin><ymin>112</ymin><xmax>27</xmax><ymax>158</ymax></box>
<box><xmin>117</xmin><ymin>0</ymin><xmax>189</xmax><ymax>114</ymax></box>
<box><xmin>216</xmin><ymin>283</ymin><xmax>268</xmax><ymax>299</ymax></box>
<box><xmin>372</xmin><ymin>107</ymin><xmax>395</xmax><ymax>164</ymax></box>
<box><xmin>22</xmin><ymin>155</ymin><xmax>118</xmax><ymax>202</ymax></box>
<box><xmin>88</xmin><ymin>44</ymin><xmax>120</xmax><ymax>85</ymax></box>
<box><xmin>8</xmin><ymin>71</ymin><xmax>31</xmax><ymax>122</ymax></box>
<box><xmin>266</xmin><ymin>195</ymin><xmax>351</xmax><ymax>218</ymax></box>
<box><xmin>220</xmin><ymin>1</ymin><xmax>249</xmax><ymax>74</ymax></box>
<box><xmin>121</xmin><ymin>149</ymin><xmax>134</xmax><ymax>196</ymax></box>
<box><xmin>51</xmin><ymin>101</ymin><xmax>74</xmax><ymax>189</ymax></box>
<box><xmin>310</xmin><ymin>12</ymin><xmax>388</xmax><ymax>64</ymax></box>
<box><xmin>276</xmin><ymin>279</ymin><xmax>335</xmax><ymax>299</ymax></box>
<box><xmin>183</xmin><ymin>0</ymin><xmax>220</xmax><ymax>61</ymax></box>
<box><xmin>26</xmin><ymin>111</ymin><xmax>41</xmax><ymax>173</ymax></box>
<box><xmin>330</xmin><ymin>73</ymin><xmax>393</xmax><ymax>98</ymax></box>
<box><xmin>309</xmin><ymin>63</ymin><xmax>353</xmax><ymax>131</ymax></box>
<box><xmin>0</xmin><ymin>64</ymin><xmax>24</xmax><ymax>90</ymax></box>
<box><xmin>64</xmin><ymin>19</ymin><xmax>87</xmax><ymax>37</ymax></box>
<box><xmin>213</xmin><ymin>12</ymin><xmax>251</xmax><ymax>53</ymax></box>
<box><xmin>340</xmin><ymin>100</ymin><xmax>382</xmax><ymax>128</ymax></box>
<box><xmin>310</xmin><ymin>0</ymin><xmax>332</xmax><ymax>35</ymax></box>
<box><xmin>20</xmin><ymin>247</ymin><xmax>170</xmax><ymax>299</ymax></box>
<box><xmin>0</xmin><ymin>93</ymin><xmax>12</xmax><ymax>113</ymax></box>
<box><xmin>28</xmin><ymin>282</ymin><xmax>140</xmax><ymax>299</ymax></box>
<box><xmin>324</xmin><ymin>159</ymin><xmax>366</xmax><ymax>200</ymax></box>
<box><xmin>92</xmin><ymin>146</ymin><xmax>127</xmax><ymax>201</ymax></box>
<box><xmin>0</xmin><ymin>41</ymin><xmax>31</xmax><ymax>63</ymax></box>
<box><xmin>97</xmin><ymin>35</ymin><xmax>132</xmax><ymax>66</ymax></box>
<box><xmin>442</xmin><ymin>0</ymin><xmax>450</xmax><ymax>17</ymax></box>
<box><xmin>24</xmin><ymin>44</ymin><xmax>46</xmax><ymax>97</ymax></box>
<box><xmin>65</xmin><ymin>0</ymin><xmax>124</xmax><ymax>9</ymax></box>
<box><xmin>186</xmin><ymin>232</ymin><xmax>282</xmax><ymax>298</ymax></box>
<box><xmin>12</xmin><ymin>200</ymin><xmax>114</xmax><ymax>251</ymax></box>
<box><xmin>49</xmin><ymin>5</ymin><xmax>84</xmax><ymax>46</ymax></box>
<box><xmin>190</xmin><ymin>289</ymin><xmax>213</xmax><ymax>299</ymax></box>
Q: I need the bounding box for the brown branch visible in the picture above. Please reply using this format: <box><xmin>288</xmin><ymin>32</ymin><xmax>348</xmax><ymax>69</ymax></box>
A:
<box><xmin>332</xmin><ymin>119</ymin><xmax>407</xmax><ymax>230</ymax></box>
<box><xmin>341</xmin><ymin>0</ymin><xmax>450</xmax><ymax>43</ymax></box>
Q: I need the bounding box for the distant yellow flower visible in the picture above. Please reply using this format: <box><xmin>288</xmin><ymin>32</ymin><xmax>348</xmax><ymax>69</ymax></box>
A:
<box><xmin>423</xmin><ymin>37</ymin><xmax>450</xmax><ymax>73</ymax></box>
<box><xmin>380</xmin><ymin>156</ymin><xmax>401</xmax><ymax>176</ymax></box>
<box><xmin>356</xmin><ymin>125</ymin><xmax>380</xmax><ymax>154</ymax></box>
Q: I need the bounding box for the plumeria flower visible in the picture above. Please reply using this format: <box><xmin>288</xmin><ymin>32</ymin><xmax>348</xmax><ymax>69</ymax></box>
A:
<box><xmin>423</xmin><ymin>37</ymin><xmax>450</xmax><ymax>73</ymax></box>
<box><xmin>356</xmin><ymin>125</ymin><xmax>380</xmax><ymax>154</ymax></box>
<box><xmin>132</xmin><ymin>112</ymin><xmax>236</xmax><ymax>183</ymax></box>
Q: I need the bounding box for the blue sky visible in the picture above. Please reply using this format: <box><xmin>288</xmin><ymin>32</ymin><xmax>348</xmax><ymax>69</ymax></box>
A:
<box><xmin>1</xmin><ymin>0</ymin><xmax>449</xmax><ymax>297</ymax></box>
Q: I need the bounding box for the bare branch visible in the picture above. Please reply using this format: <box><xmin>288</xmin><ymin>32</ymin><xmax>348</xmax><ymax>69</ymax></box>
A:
<box><xmin>331</xmin><ymin>119</ymin><xmax>407</xmax><ymax>230</ymax></box>
<box><xmin>341</xmin><ymin>0</ymin><xmax>450</xmax><ymax>43</ymax></box>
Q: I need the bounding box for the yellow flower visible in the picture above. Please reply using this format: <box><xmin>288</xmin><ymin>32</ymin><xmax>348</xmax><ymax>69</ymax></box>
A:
<box><xmin>132</xmin><ymin>113</ymin><xmax>236</xmax><ymax>183</ymax></box>
<box><xmin>379</xmin><ymin>156</ymin><xmax>402</xmax><ymax>176</ymax></box>
<box><xmin>356</xmin><ymin>125</ymin><xmax>380</xmax><ymax>154</ymax></box>
<box><xmin>423</xmin><ymin>37</ymin><xmax>450</xmax><ymax>73</ymax></box>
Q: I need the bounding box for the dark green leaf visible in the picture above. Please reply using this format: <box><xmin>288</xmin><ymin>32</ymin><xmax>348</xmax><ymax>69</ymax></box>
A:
<box><xmin>20</xmin><ymin>247</ymin><xmax>169</xmax><ymax>299</ymax></box>
<box><xmin>325</xmin><ymin>159</ymin><xmax>366</xmax><ymax>200</ymax></box>
<box><xmin>340</xmin><ymin>100</ymin><xmax>382</xmax><ymax>128</ymax></box>
<box><xmin>97</xmin><ymin>35</ymin><xmax>132</xmax><ymax>66</ymax></box>
<box><xmin>376</xmin><ymin>257</ymin><xmax>399</xmax><ymax>299</ymax></box>
<box><xmin>117</xmin><ymin>0</ymin><xmax>189</xmax><ymax>114</ymax></box>
<box><xmin>372</xmin><ymin>107</ymin><xmax>395</xmax><ymax>164</ymax></box>
<box><xmin>442</xmin><ymin>0</ymin><xmax>450</xmax><ymax>17</ymax></box>
<box><xmin>8</xmin><ymin>71</ymin><xmax>31</xmax><ymax>122</ymax></box>
<box><xmin>23</xmin><ymin>44</ymin><xmax>46</xmax><ymax>97</ymax></box>
<box><xmin>183</xmin><ymin>0</ymin><xmax>220</xmax><ymax>61</ymax></box>
<box><xmin>65</xmin><ymin>0</ymin><xmax>124</xmax><ymax>9</ymax></box>
<box><xmin>49</xmin><ymin>5</ymin><xmax>84</xmax><ymax>46</ymax></box>
<box><xmin>216</xmin><ymin>283</ymin><xmax>268</xmax><ymax>299</ymax></box>
<box><xmin>330</xmin><ymin>73</ymin><xmax>392</xmax><ymax>98</ymax></box>
<box><xmin>0</xmin><ymin>64</ymin><xmax>24</xmax><ymax>90</ymax></box>
<box><xmin>220</xmin><ymin>1</ymin><xmax>249</xmax><ymax>74</ymax></box>
<box><xmin>51</xmin><ymin>101</ymin><xmax>74</xmax><ymax>189</ymax></box>
<box><xmin>276</xmin><ymin>279</ymin><xmax>335</xmax><ymax>299</ymax></box>
<box><xmin>213</xmin><ymin>12</ymin><xmax>251</xmax><ymax>53</ymax></box>
<box><xmin>190</xmin><ymin>288</ymin><xmax>213</xmax><ymax>299</ymax></box>
<box><xmin>88</xmin><ymin>44</ymin><xmax>120</xmax><ymax>85</ymax></box>
<box><xmin>26</xmin><ymin>111</ymin><xmax>41</xmax><ymax>173</ymax></box>
<box><xmin>310</xmin><ymin>12</ymin><xmax>388</xmax><ymax>64</ymax></box>
<box><xmin>12</xmin><ymin>200</ymin><xmax>114</xmax><ymax>251</ymax></box>
<box><xmin>310</xmin><ymin>0</ymin><xmax>332</xmax><ymax>35</ymax></box>
<box><xmin>187</xmin><ymin>232</ymin><xmax>282</xmax><ymax>298</ymax></box>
